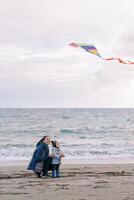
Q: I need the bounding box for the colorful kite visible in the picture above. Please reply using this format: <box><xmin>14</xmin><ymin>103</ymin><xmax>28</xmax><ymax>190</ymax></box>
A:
<box><xmin>69</xmin><ymin>42</ymin><xmax>134</xmax><ymax>64</ymax></box>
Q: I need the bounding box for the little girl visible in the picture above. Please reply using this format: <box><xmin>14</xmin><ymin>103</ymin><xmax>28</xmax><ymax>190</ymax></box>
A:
<box><xmin>51</xmin><ymin>140</ymin><xmax>65</xmax><ymax>177</ymax></box>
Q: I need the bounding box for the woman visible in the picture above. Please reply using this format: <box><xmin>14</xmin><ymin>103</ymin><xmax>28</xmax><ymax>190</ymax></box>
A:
<box><xmin>27</xmin><ymin>135</ymin><xmax>52</xmax><ymax>178</ymax></box>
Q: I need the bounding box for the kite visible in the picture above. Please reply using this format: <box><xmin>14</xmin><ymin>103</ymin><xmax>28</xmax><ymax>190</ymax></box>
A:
<box><xmin>69</xmin><ymin>42</ymin><xmax>134</xmax><ymax>64</ymax></box>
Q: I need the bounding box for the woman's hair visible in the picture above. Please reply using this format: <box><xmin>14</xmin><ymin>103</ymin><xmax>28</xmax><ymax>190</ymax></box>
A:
<box><xmin>51</xmin><ymin>140</ymin><xmax>57</xmax><ymax>148</ymax></box>
<box><xmin>37</xmin><ymin>135</ymin><xmax>49</xmax><ymax>146</ymax></box>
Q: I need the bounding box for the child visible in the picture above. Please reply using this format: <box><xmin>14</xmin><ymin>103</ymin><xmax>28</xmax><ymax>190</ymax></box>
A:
<box><xmin>51</xmin><ymin>140</ymin><xmax>65</xmax><ymax>177</ymax></box>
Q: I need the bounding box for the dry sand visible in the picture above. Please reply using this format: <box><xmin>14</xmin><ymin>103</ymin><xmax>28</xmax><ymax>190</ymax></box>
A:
<box><xmin>0</xmin><ymin>163</ymin><xmax>134</xmax><ymax>200</ymax></box>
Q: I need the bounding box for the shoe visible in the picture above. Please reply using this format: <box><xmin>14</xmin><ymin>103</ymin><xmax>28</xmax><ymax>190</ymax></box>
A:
<box><xmin>34</xmin><ymin>171</ymin><xmax>42</xmax><ymax>178</ymax></box>
<box><xmin>52</xmin><ymin>170</ymin><xmax>56</xmax><ymax>178</ymax></box>
<box><xmin>56</xmin><ymin>171</ymin><xmax>60</xmax><ymax>177</ymax></box>
<box><xmin>42</xmin><ymin>173</ymin><xmax>51</xmax><ymax>178</ymax></box>
<box><xmin>42</xmin><ymin>173</ymin><xmax>48</xmax><ymax>176</ymax></box>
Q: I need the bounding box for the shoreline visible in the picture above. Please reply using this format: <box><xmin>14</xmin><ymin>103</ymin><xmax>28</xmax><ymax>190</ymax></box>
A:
<box><xmin>0</xmin><ymin>157</ymin><xmax>134</xmax><ymax>167</ymax></box>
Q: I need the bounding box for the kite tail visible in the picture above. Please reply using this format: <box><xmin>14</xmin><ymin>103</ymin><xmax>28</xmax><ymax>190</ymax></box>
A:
<box><xmin>69</xmin><ymin>42</ymin><xmax>79</xmax><ymax>47</ymax></box>
<box><xmin>104</xmin><ymin>57</ymin><xmax>134</xmax><ymax>64</ymax></box>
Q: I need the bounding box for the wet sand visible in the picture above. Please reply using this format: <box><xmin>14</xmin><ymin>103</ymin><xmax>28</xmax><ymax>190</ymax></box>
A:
<box><xmin>0</xmin><ymin>163</ymin><xmax>134</xmax><ymax>200</ymax></box>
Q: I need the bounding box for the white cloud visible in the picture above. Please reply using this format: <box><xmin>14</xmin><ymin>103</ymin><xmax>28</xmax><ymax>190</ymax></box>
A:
<box><xmin>0</xmin><ymin>0</ymin><xmax>134</xmax><ymax>107</ymax></box>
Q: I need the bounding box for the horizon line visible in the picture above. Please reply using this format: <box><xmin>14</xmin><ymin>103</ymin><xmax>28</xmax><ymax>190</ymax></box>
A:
<box><xmin>0</xmin><ymin>107</ymin><xmax>134</xmax><ymax>109</ymax></box>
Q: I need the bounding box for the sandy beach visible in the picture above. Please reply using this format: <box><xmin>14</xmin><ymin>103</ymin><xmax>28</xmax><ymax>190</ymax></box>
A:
<box><xmin>0</xmin><ymin>162</ymin><xmax>134</xmax><ymax>200</ymax></box>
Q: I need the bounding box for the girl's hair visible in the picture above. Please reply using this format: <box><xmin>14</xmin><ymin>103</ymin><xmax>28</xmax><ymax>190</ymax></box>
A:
<box><xmin>37</xmin><ymin>135</ymin><xmax>49</xmax><ymax>146</ymax></box>
<box><xmin>51</xmin><ymin>140</ymin><xmax>57</xmax><ymax>148</ymax></box>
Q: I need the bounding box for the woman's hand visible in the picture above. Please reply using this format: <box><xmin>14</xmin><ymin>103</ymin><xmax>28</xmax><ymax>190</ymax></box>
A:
<box><xmin>49</xmin><ymin>153</ymin><xmax>54</xmax><ymax>158</ymax></box>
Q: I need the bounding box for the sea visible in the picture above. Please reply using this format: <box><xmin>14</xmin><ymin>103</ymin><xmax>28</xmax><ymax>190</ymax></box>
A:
<box><xmin>0</xmin><ymin>108</ymin><xmax>134</xmax><ymax>162</ymax></box>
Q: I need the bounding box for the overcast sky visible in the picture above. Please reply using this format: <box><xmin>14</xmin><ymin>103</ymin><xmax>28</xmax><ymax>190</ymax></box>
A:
<box><xmin>0</xmin><ymin>0</ymin><xmax>134</xmax><ymax>108</ymax></box>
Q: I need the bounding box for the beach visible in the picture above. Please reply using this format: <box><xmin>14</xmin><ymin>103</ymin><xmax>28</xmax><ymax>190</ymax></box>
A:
<box><xmin>1</xmin><ymin>108</ymin><xmax>134</xmax><ymax>199</ymax></box>
<box><xmin>0</xmin><ymin>162</ymin><xmax>134</xmax><ymax>200</ymax></box>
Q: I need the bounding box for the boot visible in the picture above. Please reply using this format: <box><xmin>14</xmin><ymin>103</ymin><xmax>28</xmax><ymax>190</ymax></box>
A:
<box><xmin>52</xmin><ymin>170</ymin><xmax>56</xmax><ymax>178</ymax></box>
<box><xmin>56</xmin><ymin>169</ymin><xmax>60</xmax><ymax>177</ymax></box>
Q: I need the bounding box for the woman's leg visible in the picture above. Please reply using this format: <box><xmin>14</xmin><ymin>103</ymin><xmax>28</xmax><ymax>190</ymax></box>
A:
<box><xmin>42</xmin><ymin>157</ymin><xmax>52</xmax><ymax>176</ymax></box>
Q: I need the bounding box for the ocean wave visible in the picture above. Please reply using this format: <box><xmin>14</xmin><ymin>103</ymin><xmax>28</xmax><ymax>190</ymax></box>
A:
<box><xmin>61</xmin><ymin>128</ymin><xmax>77</xmax><ymax>134</ymax></box>
<box><xmin>1</xmin><ymin>108</ymin><xmax>134</xmax><ymax>161</ymax></box>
